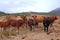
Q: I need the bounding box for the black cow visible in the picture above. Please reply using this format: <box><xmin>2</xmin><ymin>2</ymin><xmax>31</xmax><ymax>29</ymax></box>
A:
<box><xmin>43</xmin><ymin>17</ymin><xmax>50</xmax><ymax>32</ymax></box>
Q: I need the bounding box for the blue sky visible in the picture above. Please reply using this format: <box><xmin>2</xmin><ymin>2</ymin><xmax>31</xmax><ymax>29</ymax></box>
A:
<box><xmin>0</xmin><ymin>0</ymin><xmax>60</xmax><ymax>13</ymax></box>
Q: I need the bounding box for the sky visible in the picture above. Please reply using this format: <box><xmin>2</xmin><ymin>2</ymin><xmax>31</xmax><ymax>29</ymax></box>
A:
<box><xmin>0</xmin><ymin>0</ymin><xmax>60</xmax><ymax>13</ymax></box>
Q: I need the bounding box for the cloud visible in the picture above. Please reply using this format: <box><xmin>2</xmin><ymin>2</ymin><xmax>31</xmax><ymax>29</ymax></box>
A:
<box><xmin>0</xmin><ymin>0</ymin><xmax>60</xmax><ymax>13</ymax></box>
<box><xmin>0</xmin><ymin>0</ymin><xmax>36</xmax><ymax>13</ymax></box>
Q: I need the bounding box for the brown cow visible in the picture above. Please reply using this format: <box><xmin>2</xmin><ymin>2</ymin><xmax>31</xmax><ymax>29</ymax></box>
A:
<box><xmin>20</xmin><ymin>15</ymin><xmax>28</xmax><ymax>28</ymax></box>
<box><xmin>8</xmin><ymin>15</ymin><xmax>27</xmax><ymax>28</ymax></box>
<box><xmin>32</xmin><ymin>15</ymin><xmax>45</xmax><ymax>27</ymax></box>
<box><xmin>7</xmin><ymin>19</ymin><xmax>24</xmax><ymax>30</ymax></box>
<box><xmin>48</xmin><ymin>16</ymin><xmax>57</xmax><ymax>23</ymax></box>
<box><xmin>48</xmin><ymin>16</ymin><xmax>57</xmax><ymax>27</ymax></box>
<box><xmin>32</xmin><ymin>15</ymin><xmax>45</xmax><ymax>23</ymax></box>
<box><xmin>0</xmin><ymin>21</ymin><xmax>10</xmax><ymax>31</ymax></box>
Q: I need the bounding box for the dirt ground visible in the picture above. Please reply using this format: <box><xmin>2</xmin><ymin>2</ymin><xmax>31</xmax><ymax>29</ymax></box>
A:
<box><xmin>0</xmin><ymin>15</ymin><xmax>60</xmax><ymax>40</ymax></box>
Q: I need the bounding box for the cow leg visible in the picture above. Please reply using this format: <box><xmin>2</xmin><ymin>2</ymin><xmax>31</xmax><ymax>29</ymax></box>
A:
<box><xmin>35</xmin><ymin>25</ymin><xmax>38</xmax><ymax>28</ymax></box>
<box><xmin>35</xmin><ymin>22</ymin><xmax>38</xmax><ymax>28</ymax></box>
<box><xmin>24</xmin><ymin>23</ymin><xmax>27</xmax><ymax>28</ymax></box>
<box><xmin>17</xmin><ymin>27</ymin><xmax>19</xmax><ymax>30</ymax></box>
<box><xmin>3</xmin><ymin>27</ymin><xmax>7</xmax><ymax>31</ymax></box>
<box><xmin>26</xmin><ymin>23</ymin><xmax>28</xmax><ymax>28</ymax></box>
<box><xmin>46</xmin><ymin>27</ymin><xmax>48</xmax><ymax>32</ymax></box>
<box><xmin>39</xmin><ymin>23</ymin><xmax>42</xmax><ymax>28</ymax></box>
<box><xmin>16</xmin><ymin>26</ymin><xmax>20</xmax><ymax>34</ymax></box>
<box><xmin>44</xmin><ymin>26</ymin><xmax>46</xmax><ymax>32</ymax></box>
<box><xmin>46</xmin><ymin>24</ymin><xmax>50</xmax><ymax>32</ymax></box>
<box><xmin>29</xmin><ymin>25</ymin><xmax>32</xmax><ymax>31</ymax></box>
<box><xmin>43</xmin><ymin>23</ymin><xmax>46</xmax><ymax>32</ymax></box>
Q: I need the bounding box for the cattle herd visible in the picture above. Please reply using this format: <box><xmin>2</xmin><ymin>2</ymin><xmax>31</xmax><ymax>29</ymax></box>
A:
<box><xmin>0</xmin><ymin>15</ymin><xmax>58</xmax><ymax>33</ymax></box>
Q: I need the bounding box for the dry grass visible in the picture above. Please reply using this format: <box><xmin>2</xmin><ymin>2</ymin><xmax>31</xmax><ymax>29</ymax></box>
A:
<box><xmin>0</xmin><ymin>15</ymin><xmax>60</xmax><ymax>40</ymax></box>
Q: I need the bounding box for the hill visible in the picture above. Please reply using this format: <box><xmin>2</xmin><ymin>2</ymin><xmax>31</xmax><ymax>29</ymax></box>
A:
<box><xmin>0</xmin><ymin>11</ymin><xmax>54</xmax><ymax>16</ymax></box>
<box><xmin>49</xmin><ymin>8</ymin><xmax>60</xmax><ymax>16</ymax></box>
<box><xmin>0</xmin><ymin>11</ymin><xmax>7</xmax><ymax>16</ymax></box>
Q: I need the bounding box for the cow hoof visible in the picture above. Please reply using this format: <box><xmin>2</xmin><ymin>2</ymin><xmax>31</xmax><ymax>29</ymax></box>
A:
<box><xmin>57</xmin><ymin>39</ymin><xmax>59</xmax><ymax>40</ymax></box>
<box><xmin>51</xmin><ymin>39</ymin><xmax>54</xmax><ymax>40</ymax></box>
<box><xmin>22</xmin><ymin>37</ymin><xmax>25</xmax><ymax>39</ymax></box>
<box><xmin>47</xmin><ymin>32</ymin><xmax>50</xmax><ymax>35</ymax></box>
